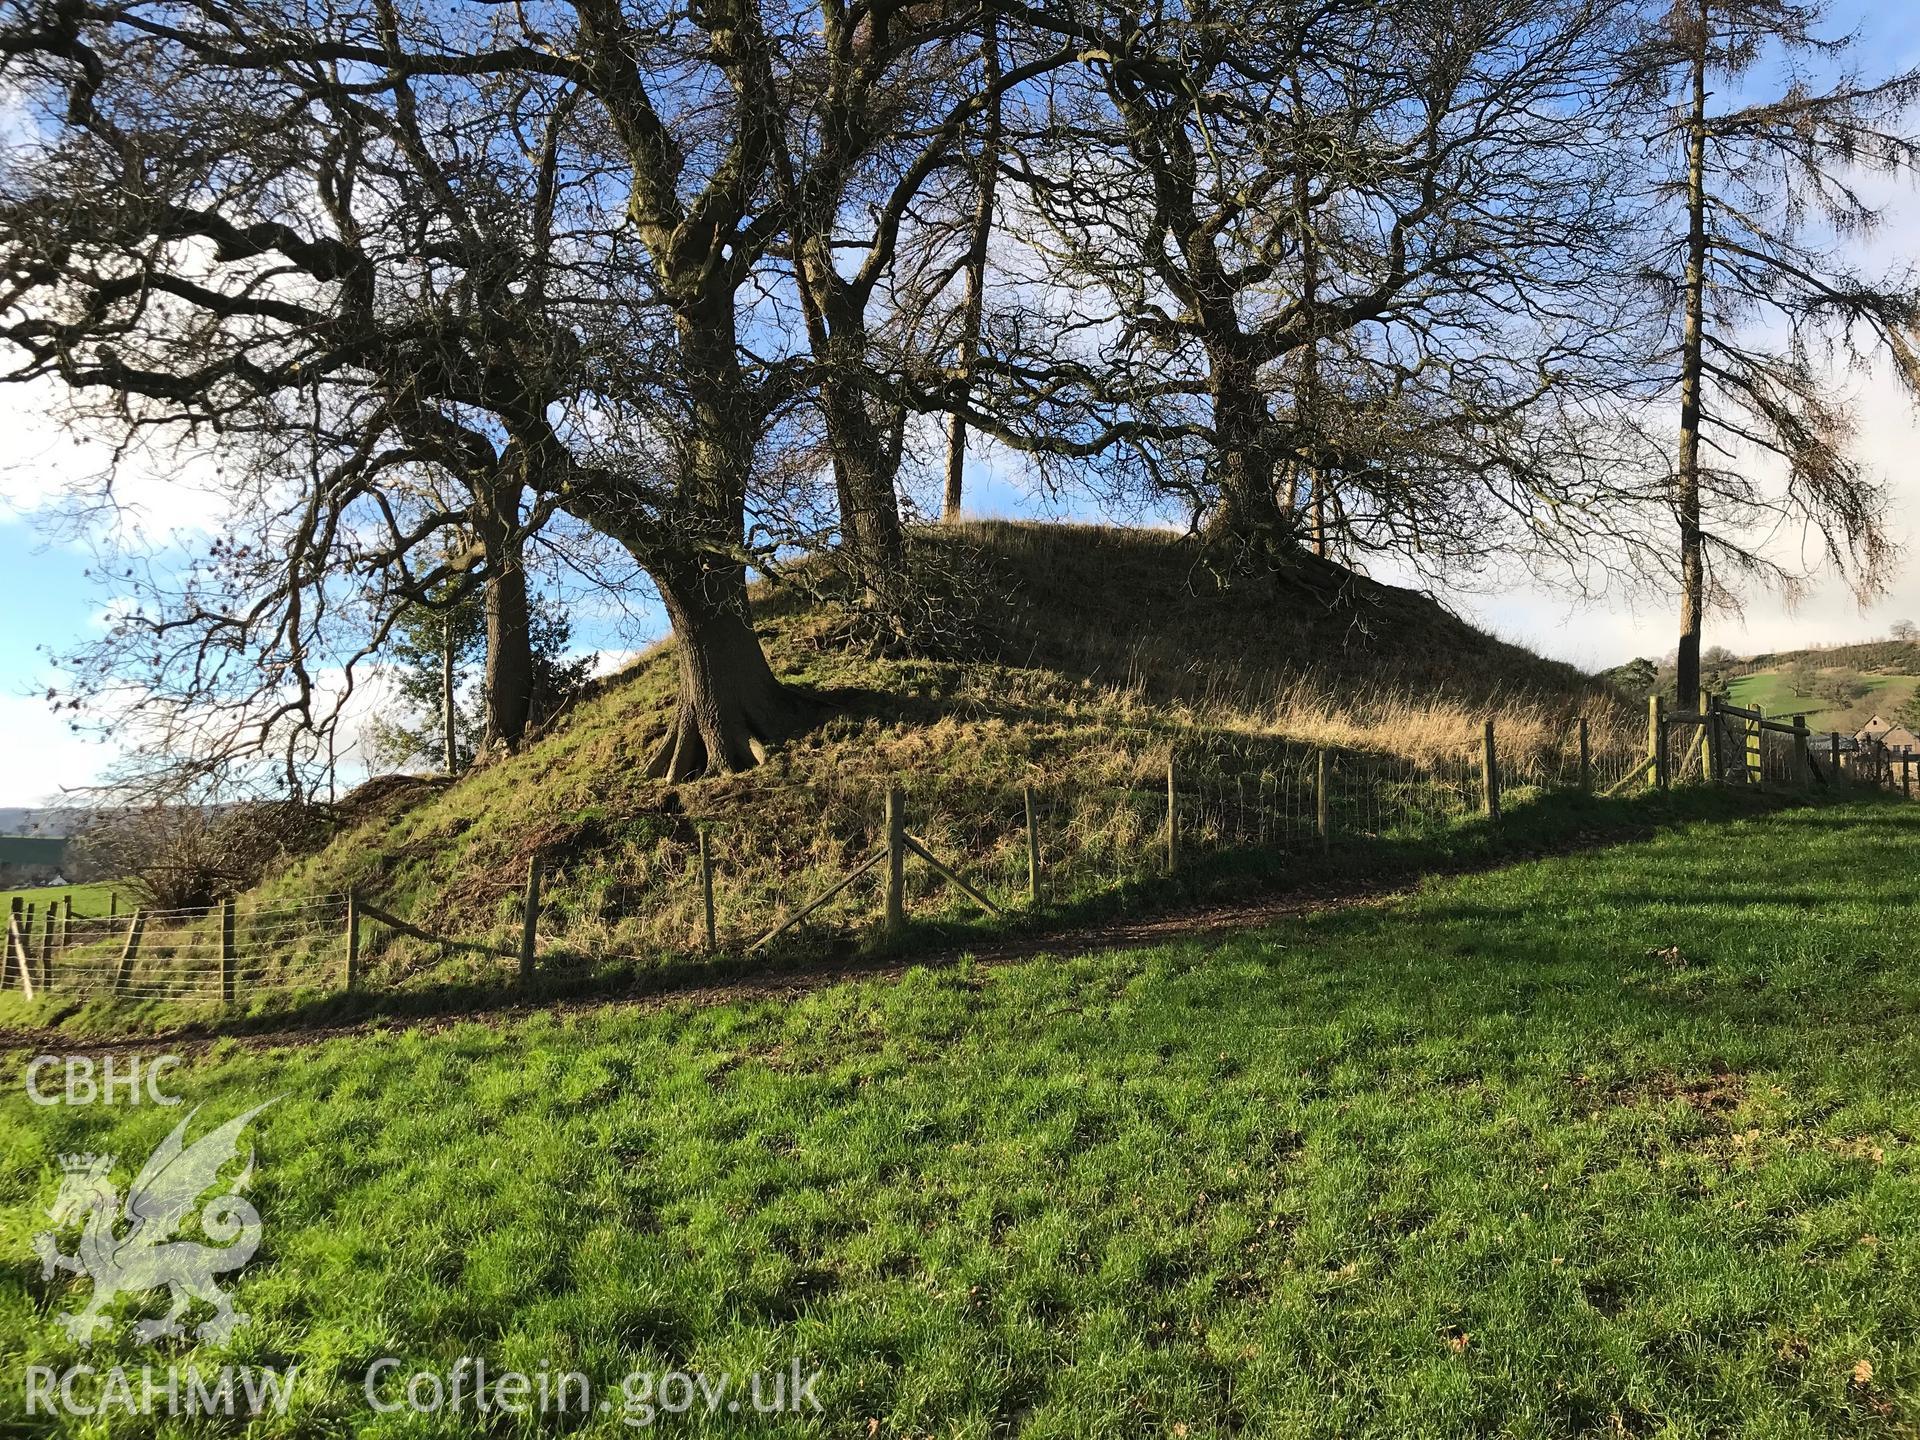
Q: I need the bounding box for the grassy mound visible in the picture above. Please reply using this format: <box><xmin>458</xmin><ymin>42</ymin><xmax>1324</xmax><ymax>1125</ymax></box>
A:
<box><xmin>24</xmin><ymin>525</ymin><xmax>1641</xmax><ymax>1017</ymax></box>
<box><xmin>881</xmin><ymin>522</ymin><xmax>1606</xmax><ymax>708</ymax></box>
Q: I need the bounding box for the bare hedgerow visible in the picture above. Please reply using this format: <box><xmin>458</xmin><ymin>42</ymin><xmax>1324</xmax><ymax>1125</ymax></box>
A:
<box><xmin>73</xmin><ymin>801</ymin><xmax>335</xmax><ymax>912</ymax></box>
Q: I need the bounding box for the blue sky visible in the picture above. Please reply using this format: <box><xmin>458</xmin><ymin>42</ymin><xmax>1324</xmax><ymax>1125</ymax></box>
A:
<box><xmin>5</xmin><ymin>2</ymin><xmax>1920</xmax><ymax>806</ymax></box>
<box><xmin>0</xmin><ymin>524</ymin><xmax>85</xmax><ymax>678</ymax></box>
<box><xmin>0</xmin><ymin>524</ymin><xmax>106</xmax><ymax>806</ymax></box>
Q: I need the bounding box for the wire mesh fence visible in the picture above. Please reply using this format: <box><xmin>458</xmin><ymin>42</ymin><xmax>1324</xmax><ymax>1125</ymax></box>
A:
<box><xmin>8</xmin><ymin>894</ymin><xmax>355</xmax><ymax>1004</ymax></box>
<box><xmin>5</xmin><ymin>706</ymin><xmax>1871</xmax><ymax>1013</ymax></box>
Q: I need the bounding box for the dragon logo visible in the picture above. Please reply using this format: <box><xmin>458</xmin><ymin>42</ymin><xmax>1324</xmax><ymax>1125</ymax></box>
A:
<box><xmin>32</xmin><ymin>1100</ymin><xmax>276</xmax><ymax>1345</ymax></box>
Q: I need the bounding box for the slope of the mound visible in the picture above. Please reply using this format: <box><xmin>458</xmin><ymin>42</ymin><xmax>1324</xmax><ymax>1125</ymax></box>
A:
<box><xmin>928</xmin><ymin>522</ymin><xmax>1601</xmax><ymax>706</ymax></box>
<box><xmin>208</xmin><ymin>524</ymin><xmax>1634</xmax><ymax>985</ymax></box>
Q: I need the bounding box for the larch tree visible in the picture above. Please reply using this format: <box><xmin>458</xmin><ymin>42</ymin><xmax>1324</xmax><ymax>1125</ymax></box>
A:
<box><xmin>1624</xmin><ymin>0</ymin><xmax>1920</xmax><ymax>705</ymax></box>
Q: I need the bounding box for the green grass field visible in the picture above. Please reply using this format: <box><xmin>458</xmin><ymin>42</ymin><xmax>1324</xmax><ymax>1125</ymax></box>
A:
<box><xmin>1727</xmin><ymin>670</ymin><xmax>1918</xmax><ymax>735</ymax></box>
<box><xmin>0</xmin><ymin>882</ymin><xmax>127</xmax><ymax>923</ymax></box>
<box><xmin>4</xmin><ymin>797</ymin><xmax>1917</xmax><ymax>1436</ymax></box>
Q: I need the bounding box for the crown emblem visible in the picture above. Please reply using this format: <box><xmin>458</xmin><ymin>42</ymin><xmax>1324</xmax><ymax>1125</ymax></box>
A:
<box><xmin>57</xmin><ymin>1153</ymin><xmax>112</xmax><ymax>1178</ymax></box>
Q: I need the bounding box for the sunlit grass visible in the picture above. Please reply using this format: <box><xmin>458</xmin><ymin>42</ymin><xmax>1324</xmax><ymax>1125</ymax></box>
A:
<box><xmin>3</xmin><ymin>797</ymin><xmax>1916</xmax><ymax>1436</ymax></box>
<box><xmin>0</xmin><ymin>883</ymin><xmax>128</xmax><ymax>922</ymax></box>
<box><xmin>1728</xmin><ymin>669</ymin><xmax>1918</xmax><ymax>736</ymax></box>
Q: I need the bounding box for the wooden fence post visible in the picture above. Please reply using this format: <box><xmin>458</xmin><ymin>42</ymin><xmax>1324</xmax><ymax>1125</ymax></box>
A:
<box><xmin>115</xmin><ymin>909</ymin><xmax>145</xmax><ymax>992</ymax></box>
<box><xmin>884</xmin><ymin>788</ymin><xmax>907</xmax><ymax>935</ymax></box>
<box><xmin>343</xmin><ymin>888</ymin><xmax>361</xmax><ymax>991</ymax></box>
<box><xmin>519</xmin><ymin>857</ymin><xmax>543</xmax><ymax>980</ymax></box>
<box><xmin>44</xmin><ymin>898</ymin><xmax>66</xmax><ymax>990</ymax></box>
<box><xmin>1905</xmin><ymin>756</ymin><xmax>1913</xmax><ymax>799</ymax></box>
<box><xmin>1831</xmin><ymin>732</ymin><xmax>1842</xmax><ymax>783</ymax></box>
<box><xmin>1316</xmin><ymin>749</ymin><xmax>1332</xmax><ymax>849</ymax></box>
<box><xmin>108</xmin><ymin>892</ymin><xmax>117</xmax><ymax>918</ymax></box>
<box><xmin>1165</xmin><ymin>757</ymin><xmax>1179</xmax><ymax>873</ymax></box>
<box><xmin>5</xmin><ymin>898</ymin><xmax>18</xmax><ymax>991</ymax></box>
<box><xmin>1023</xmin><ymin>785</ymin><xmax>1041</xmax><ymax>904</ymax></box>
<box><xmin>1698</xmin><ymin>689</ymin><xmax>1714</xmax><ymax>782</ymax></box>
<box><xmin>1793</xmin><ymin>715</ymin><xmax>1810</xmax><ymax>786</ymax></box>
<box><xmin>219</xmin><ymin>897</ymin><xmax>236</xmax><ymax>1005</ymax></box>
<box><xmin>1648</xmin><ymin>695</ymin><xmax>1668</xmax><ymax>790</ymax></box>
<box><xmin>6</xmin><ymin>912</ymin><xmax>32</xmax><ymax>1000</ymax></box>
<box><xmin>37</xmin><ymin>903</ymin><xmax>53</xmax><ymax>985</ymax></box>
<box><xmin>1578</xmin><ymin>717</ymin><xmax>1591</xmax><ymax>793</ymax></box>
<box><xmin>1482</xmin><ymin>720</ymin><xmax>1501</xmax><ymax>821</ymax></box>
<box><xmin>698</xmin><ymin>830</ymin><xmax>717</xmax><ymax>952</ymax></box>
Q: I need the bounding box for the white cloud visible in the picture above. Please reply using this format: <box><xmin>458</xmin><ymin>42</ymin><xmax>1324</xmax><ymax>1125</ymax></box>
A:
<box><xmin>0</xmin><ymin>692</ymin><xmax>121</xmax><ymax>806</ymax></box>
<box><xmin>583</xmin><ymin>647</ymin><xmax>645</xmax><ymax>679</ymax></box>
<box><xmin>0</xmin><ymin>375</ymin><xmax>230</xmax><ymax>542</ymax></box>
<box><xmin>1466</xmin><ymin>347</ymin><xmax>1920</xmax><ymax>670</ymax></box>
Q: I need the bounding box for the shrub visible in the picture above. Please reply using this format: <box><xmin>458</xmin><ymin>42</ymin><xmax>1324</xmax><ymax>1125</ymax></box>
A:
<box><xmin>72</xmin><ymin>800</ymin><xmax>334</xmax><ymax>911</ymax></box>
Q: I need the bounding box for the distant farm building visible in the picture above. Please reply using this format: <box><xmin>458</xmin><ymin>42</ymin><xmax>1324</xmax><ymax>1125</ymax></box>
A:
<box><xmin>1857</xmin><ymin>716</ymin><xmax>1919</xmax><ymax>754</ymax></box>
<box><xmin>0</xmin><ymin>835</ymin><xmax>69</xmax><ymax>888</ymax></box>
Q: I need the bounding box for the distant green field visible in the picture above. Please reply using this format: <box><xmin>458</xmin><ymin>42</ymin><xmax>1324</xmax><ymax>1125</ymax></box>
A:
<box><xmin>1726</xmin><ymin>669</ymin><xmax>1918</xmax><ymax>735</ymax></box>
<box><xmin>0</xmin><ymin>881</ymin><xmax>127</xmax><ymax>921</ymax></box>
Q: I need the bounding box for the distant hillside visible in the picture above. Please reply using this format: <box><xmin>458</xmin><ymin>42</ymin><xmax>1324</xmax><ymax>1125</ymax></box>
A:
<box><xmin>1712</xmin><ymin>638</ymin><xmax>1920</xmax><ymax>737</ymax></box>
<box><xmin>1725</xmin><ymin>670</ymin><xmax>1918</xmax><ymax>738</ymax></box>
<box><xmin>1721</xmin><ymin>638</ymin><xmax>1919</xmax><ymax>677</ymax></box>
<box><xmin>0</xmin><ymin>807</ymin><xmax>94</xmax><ymax>838</ymax></box>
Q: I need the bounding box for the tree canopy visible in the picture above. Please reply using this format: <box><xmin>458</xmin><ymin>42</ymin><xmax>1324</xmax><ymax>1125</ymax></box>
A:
<box><xmin>4</xmin><ymin>0</ymin><xmax>1917</xmax><ymax>790</ymax></box>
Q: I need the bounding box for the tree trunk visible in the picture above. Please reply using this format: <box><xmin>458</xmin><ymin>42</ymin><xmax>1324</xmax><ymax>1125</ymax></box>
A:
<box><xmin>810</xmin><ymin>276</ymin><xmax>908</xmax><ymax>615</ymax></box>
<box><xmin>1204</xmin><ymin>344</ymin><xmax>1289</xmax><ymax>553</ymax></box>
<box><xmin>1288</xmin><ymin>53</ymin><xmax>1326</xmax><ymax>559</ymax></box>
<box><xmin>440</xmin><ymin>624</ymin><xmax>459</xmax><ymax>775</ymax></box>
<box><xmin>578</xmin><ymin>303</ymin><xmax>812</xmax><ymax>781</ymax></box>
<box><xmin>943</xmin><ymin>17</ymin><xmax>1002</xmax><ymax>522</ymax></box>
<box><xmin>647</xmin><ymin>554</ymin><xmax>809</xmax><ymax>781</ymax></box>
<box><xmin>483</xmin><ymin>558</ymin><xmax>534</xmax><ymax>747</ymax></box>
<box><xmin>1674</xmin><ymin>1</ymin><xmax>1710</xmax><ymax>707</ymax></box>
<box><xmin>819</xmin><ymin>349</ymin><xmax>907</xmax><ymax>589</ymax></box>
<box><xmin>473</xmin><ymin>470</ymin><xmax>536</xmax><ymax>751</ymax></box>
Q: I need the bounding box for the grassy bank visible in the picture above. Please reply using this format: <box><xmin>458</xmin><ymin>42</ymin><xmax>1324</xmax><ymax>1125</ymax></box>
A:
<box><xmin>122</xmin><ymin>523</ymin><xmax>1635</xmax><ymax>1002</ymax></box>
<box><xmin>3</xmin><ymin>796</ymin><xmax>1917</xmax><ymax>1436</ymax></box>
<box><xmin>0</xmin><ymin>783</ymin><xmax>1799</xmax><ymax>1039</ymax></box>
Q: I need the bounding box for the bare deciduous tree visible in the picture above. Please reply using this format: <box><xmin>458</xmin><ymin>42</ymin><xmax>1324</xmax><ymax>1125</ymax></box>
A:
<box><xmin>967</xmin><ymin>0</ymin><xmax>1659</xmax><ymax>585</ymax></box>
